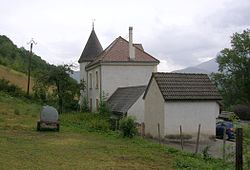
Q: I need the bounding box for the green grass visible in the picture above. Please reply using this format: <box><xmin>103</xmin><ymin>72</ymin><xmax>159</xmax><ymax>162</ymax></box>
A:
<box><xmin>0</xmin><ymin>92</ymin><xmax>233</xmax><ymax>169</ymax></box>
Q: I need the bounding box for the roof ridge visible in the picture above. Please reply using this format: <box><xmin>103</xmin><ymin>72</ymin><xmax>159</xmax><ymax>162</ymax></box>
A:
<box><xmin>154</xmin><ymin>72</ymin><xmax>208</xmax><ymax>75</ymax></box>
<box><xmin>117</xmin><ymin>85</ymin><xmax>147</xmax><ymax>90</ymax></box>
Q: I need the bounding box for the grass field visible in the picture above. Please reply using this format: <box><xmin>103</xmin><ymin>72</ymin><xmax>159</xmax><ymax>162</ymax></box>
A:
<box><xmin>0</xmin><ymin>92</ymin><xmax>233</xmax><ymax>169</ymax></box>
<box><xmin>0</xmin><ymin>65</ymin><xmax>34</xmax><ymax>92</ymax></box>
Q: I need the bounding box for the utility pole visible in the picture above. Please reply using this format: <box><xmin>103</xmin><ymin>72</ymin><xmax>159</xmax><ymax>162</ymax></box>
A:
<box><xmin>27</xmin><ymin>38</ymin><xmax>37</xmax><ymax>96</ymax></box>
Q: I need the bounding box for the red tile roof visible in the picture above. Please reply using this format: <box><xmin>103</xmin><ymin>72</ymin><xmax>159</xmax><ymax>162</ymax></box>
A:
<box><xmin>86</xmin><ymin>36</ymin><xmax>159</xmax><ymax>68</ymax></box>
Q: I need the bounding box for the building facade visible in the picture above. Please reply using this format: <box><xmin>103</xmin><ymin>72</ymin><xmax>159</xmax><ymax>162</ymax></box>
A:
<box><xmin>79</xmin><ymin>27</ymin><xmax>159</xmax><ymax>112</ymax></box>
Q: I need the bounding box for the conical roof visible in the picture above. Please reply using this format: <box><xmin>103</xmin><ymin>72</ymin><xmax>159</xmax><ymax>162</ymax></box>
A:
<box><xmin>78</xmin><ymin>29</ymin><xmax>103</xmax><ymax>63</ymax></box>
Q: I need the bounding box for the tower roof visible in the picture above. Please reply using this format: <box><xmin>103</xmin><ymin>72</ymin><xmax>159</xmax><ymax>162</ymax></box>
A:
<box><xmin>78</xmin><ymin>29</ymin><xmax>103</xmax><ymax>63</ymax></box>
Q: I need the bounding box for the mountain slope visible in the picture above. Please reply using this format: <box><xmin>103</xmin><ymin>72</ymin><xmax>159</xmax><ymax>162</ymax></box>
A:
<box><xmin>70</xmin><ymin>71</ymin><xmax>80</xmax><ymax>83</ymax></box>
<box><xmin>0</xmin><ymin>35</ymin><xmax>52</xmax><ymax>76</ymax></box>
<box><xmin>174</xmin><ymin>58</ymin><xmax>218</xmax><ymax>74</ymax></box>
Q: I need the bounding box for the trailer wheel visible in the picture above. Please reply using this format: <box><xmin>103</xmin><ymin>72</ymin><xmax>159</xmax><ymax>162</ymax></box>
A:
<box><xmin>37</xmin><ymin>122</ymin><xmax>41</xmax><ymax>131</ymax></box>
<box><xmin>56</xmin><ymin>124</ymin><xmax>60</xmax><ymax>132</ymax></box>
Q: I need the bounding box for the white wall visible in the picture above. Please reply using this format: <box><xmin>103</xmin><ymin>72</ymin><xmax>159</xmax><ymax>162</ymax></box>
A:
<box><xmin>127</xmin><ymin>94</ymin><xmax>144</xmax><ymax>123</ymax></box>
<box><xmin>87</xmin><ymin>66</ymin><xmax>101</xmax><ymax>112</ymax></box>
<box><xmin>164</xmin><ymin>101</ymin><xmax>220</xmax><ymax>137</ymax></box>
<box><xmin>144</xmin><ymin>78</ymin><xmax>165</xmax><ymax>138</ymax></box>
<box><xmin>101</xmin><ymin>65</ymin><xmax>157</xmax><ymax>98</ymax></box>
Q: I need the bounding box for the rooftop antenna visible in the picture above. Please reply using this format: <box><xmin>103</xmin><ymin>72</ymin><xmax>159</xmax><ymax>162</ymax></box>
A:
<box><xmin>92</xmin><ymin>19</ymin><xmax>96</xmax><ymax>30</ymax></box>
<box><xmin>26</xmin><ymin>38</ymin><xmax>37</xmax><ymax>96</ymax></box>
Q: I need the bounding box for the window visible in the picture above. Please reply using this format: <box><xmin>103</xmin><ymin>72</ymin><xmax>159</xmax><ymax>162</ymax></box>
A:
<box><xmin>89</xmin><ymin>73</ymin><xmax>92</xmax><ymax>89</ymax></box>
<box><xmin>95</xmin><ymin>71</ymin><xmax>99</xmax><ymax>89</ymax></box>
<box><xmin>96</xmin><ymin>98</ymin><xmax>99</xmax><ymax>110</ymax></box>
<box><xmin>89</xmin><ymin>98</ymin><xmax>92</xmax><ymax>111</ymax></box>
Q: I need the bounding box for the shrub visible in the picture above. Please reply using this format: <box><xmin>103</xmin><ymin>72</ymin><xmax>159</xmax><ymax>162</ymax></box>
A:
<box><xmin>98</xmin><ymin>92</ymin><xmax>111</xmax><ymax>116</ymax></box>
<box><xmin>14</xmin><ymin>108</ymin><xmax>20</xmax><ymax>115</ymax></box>
<box><xmin>243</xmin><ymin>125</ymin><xmax>250</xmax><ymax>169</ymax></box>
<box><xmin>119</xmin><ymin>116</ymin><xmax>137</xmax><ymax>138</ymax></box>
<box><xmin>234</xmin><ymin>104</ymin><xmax>250</xmax><ymax>120</ymax></box>
<box><xmin>81</xmin><ymin>96</ymin><xmax>89</xmax><ymax>112</ymax></box>
<box><xmin>0</xmin><ymin>79</ymin><xmax>25</xmax><ymax>97</ymax></box>
<box><xmin>202</xmin><ymin>145</ymin><xmax>211</xmax><ymax>160</ymax></box>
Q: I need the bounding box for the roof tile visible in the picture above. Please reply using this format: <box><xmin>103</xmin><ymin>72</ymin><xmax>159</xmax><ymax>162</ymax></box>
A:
<box><xmin>86</xmin><ymin>37</ymin><xmax>159</xmax><ymax>68</ymax></box>
<box><xmin>107</xmin><ymin>86</ymin><xmax>147</xmax><ymax>114</ymax></box>
<box><xmin>151</xmin><ymin>72</ymin><xmax>222</xmax><ymax>101</ymax></box>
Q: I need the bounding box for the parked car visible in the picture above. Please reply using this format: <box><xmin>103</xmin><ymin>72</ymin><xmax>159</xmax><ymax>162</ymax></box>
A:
<box><xmin>216</xmin><ymin>121</ymin><xmax>235</xmax><ymax>140</ymax></box>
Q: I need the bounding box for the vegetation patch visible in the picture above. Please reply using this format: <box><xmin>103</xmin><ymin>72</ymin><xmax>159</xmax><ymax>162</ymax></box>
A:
<box><xmin>0</xmin><ymin>92</ymin><xmax>234</xmax><ymax>169</ymax></box>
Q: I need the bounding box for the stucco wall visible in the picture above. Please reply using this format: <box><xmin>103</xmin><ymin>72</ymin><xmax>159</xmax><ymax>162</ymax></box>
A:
<box><xmin>144</xmin><ymin>78</ymin><xmax>165</xmax><ymax>138</ymax></box>
<box><xmin>164</xmin><ymin>101</ymin><xmax>220</xmax><ymax>137</ymax></box>
<box><xmin>127</xmin><ymin>94</ymin><xmax>144</xmax><ymax>123</ymax></box>
<box><xmin>101</xmin><ymin>64</ymin><xmax>157</xmax><ymax>98</ymax></box>
<box><xmin>87</xmin><ymin>66</ymin><xmax>101</xmax><ymax>112</ymax></box>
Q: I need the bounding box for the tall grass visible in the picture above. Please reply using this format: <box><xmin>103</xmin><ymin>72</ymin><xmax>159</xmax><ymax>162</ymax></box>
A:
<box><xmin>61</xmin><ymin>112</ymin><xmax>111</xmax><ymax>132</ymax></box>
<box><xmin>0</xmin><ymin>65</ymin><xmax>34</xmax><ymax>92</ymax></box>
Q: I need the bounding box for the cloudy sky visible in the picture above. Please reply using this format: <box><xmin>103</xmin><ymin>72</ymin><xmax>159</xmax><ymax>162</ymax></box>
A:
<box><xmin>1</xmin><ymin>0</ymin><xmax>249</xmax><ymax>71</ymax></box>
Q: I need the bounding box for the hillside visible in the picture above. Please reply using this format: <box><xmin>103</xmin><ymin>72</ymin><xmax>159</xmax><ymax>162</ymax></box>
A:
<box><xmin>0</xmin><ymin>35</ymin><xmax>52</xmax><ymax>76</ymax></box>
<box><xmin>174</xmin><ymin>58</ymin><xmax>218</xmax><ymax>74</ymax></box>
<box><xmin>0</xmin><ymin>65</ymin><xmax>34</xmax><ymax>92</ymax></box>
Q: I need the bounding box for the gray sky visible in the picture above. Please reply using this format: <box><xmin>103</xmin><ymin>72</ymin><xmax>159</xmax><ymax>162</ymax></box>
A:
<box><xmin>0</xmin><ymin>0</ymin><xmax>249</xmax><ymax>71</ymax></box>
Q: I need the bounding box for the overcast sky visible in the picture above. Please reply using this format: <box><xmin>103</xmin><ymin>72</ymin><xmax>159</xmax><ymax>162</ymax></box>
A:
<box><xmin>1</xmin><ymin>0</ymin><xmax>249</xmax><ymax>71</ymax></box>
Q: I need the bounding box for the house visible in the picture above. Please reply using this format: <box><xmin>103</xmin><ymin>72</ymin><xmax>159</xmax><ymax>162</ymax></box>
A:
<box><xmin>143</xmin><ymin>72</ymin><xmax>222</xmax><ymax>139</ymax></box>
<box><xmin>78</xmin><ymin>27</ymin><xmax>159</xmax><ymax>113</ymax></box>
<box><xmin>107</xmin><ymin>85</ymin><xmax>147</xmax><ymax>123</ymax></box>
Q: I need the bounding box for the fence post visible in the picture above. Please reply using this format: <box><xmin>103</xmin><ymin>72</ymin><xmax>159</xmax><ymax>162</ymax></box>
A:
<box><xmin>158</xmin><ymin>123</ymin><xmax>161</xmax><ymax>144</ymax></box>
<box><xmin>236</xmin><ymin>128</ymin><xmax>243</xmax><ymax>170</ymax></box>
<box><xmin>180</xmin><ymin>125</ymin><xmax>184</xmax><ymax>150</ymax></box>
<box><xmin>223</xmin><ymin>125</ymin><xmax>227</xmax><ymax>161</ymax></box>
<box><xmin>195</xmin><ymin>124</ymin><xmax>201</xmax><ymax>154</ymax></box>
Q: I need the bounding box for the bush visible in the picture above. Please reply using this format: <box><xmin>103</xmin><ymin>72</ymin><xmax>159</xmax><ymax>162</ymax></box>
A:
<box><xmin>243</xmin><ymin>125</ymin><xmax>250</xmax><ymax>169</ymax></box>
<box><xmin>14</xmin><ymin>108</ymin><xmax>20</xmax><ymax>115</ymax></box>
<box><xmin>119</xmin><ymin>116</ymin><xmax>137</xmax><ymax>138</ymax></box>
<box><xmin>0</xmin><ymin>79</ymin><xmax>25</xmax><ymax>97</ymax></box>
<box><xmin>81</xmin><ymin>96</ymin><xmax>89</xmax><ymax>112</ymax></box>
<box><xmin>234</xmin><ymin>104</ymin><xmax>250</xmax><ymax>120</ymax></box>
<box><xmin>98</xmin><ymin>92</ymin><xmax>111</xmax><ymax>116</ymax></box>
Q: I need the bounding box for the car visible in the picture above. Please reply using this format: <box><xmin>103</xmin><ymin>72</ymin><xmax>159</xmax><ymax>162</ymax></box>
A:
<box><xmin>216</xmin><ymin>121</ymin><xmax>235</xmax><ymax>140</ymax></box>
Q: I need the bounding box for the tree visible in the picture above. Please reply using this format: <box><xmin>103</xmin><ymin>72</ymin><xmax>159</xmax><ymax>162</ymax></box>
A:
<box><xmin>33</xmin><ymin>64</ymin><xmax>79</xmax><ymax>114</ymax></box>
<box><xmin>211</xmin><ymin>29</ymin><xmax>250</xmax><ymax>109</ymax></box>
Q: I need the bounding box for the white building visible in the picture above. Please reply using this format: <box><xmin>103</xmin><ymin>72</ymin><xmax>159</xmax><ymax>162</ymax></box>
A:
<box><xmin>143</xmin><ymin>72</ymin><xmax>222</xmax><ymax>139</ymax></box>
<box><xmin>78</xmin><ymin>27</ymin><xmax>159</xmax><ymax>116</ymax></box>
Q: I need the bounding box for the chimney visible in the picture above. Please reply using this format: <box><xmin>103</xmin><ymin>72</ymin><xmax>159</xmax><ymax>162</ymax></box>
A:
<box><xmin>129</xmin><ymin>27</ymin><xmax>135</xmax><ymax>60</ymax></box>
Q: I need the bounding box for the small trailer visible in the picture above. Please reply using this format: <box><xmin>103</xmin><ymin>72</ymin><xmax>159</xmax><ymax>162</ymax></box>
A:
<box><xmin>37</xmin><ymin>106</ymin><xmax>60</xmax><ymax>131</ymax></box>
